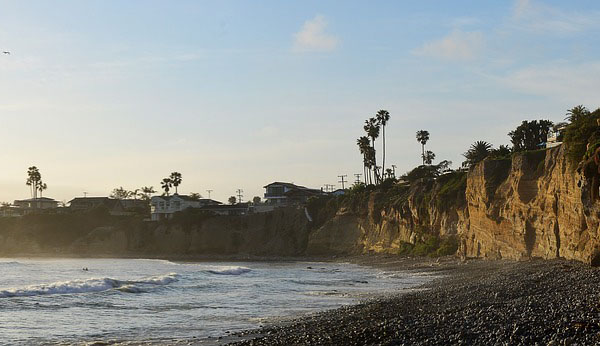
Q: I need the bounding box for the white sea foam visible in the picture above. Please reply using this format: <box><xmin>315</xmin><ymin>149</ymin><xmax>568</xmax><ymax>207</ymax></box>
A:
<box><xmin>0</xmin><ymin>273</ymin><xmax>179</xmax><ymax>298</ymax></box>
<box><xmin>207</xmin><ymin>266</ymin><xmax>251</xmax><ymax>275</ymax></box>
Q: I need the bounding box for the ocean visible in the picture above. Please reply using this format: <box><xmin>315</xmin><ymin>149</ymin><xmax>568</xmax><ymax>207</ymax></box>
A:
<box><xmin>0</xmin><ymin>258</ymin><xmax>433</xmax><ymax>345</ymax></box>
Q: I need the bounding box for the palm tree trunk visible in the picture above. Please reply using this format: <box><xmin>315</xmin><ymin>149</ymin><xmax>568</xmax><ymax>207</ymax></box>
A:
<box><xmin>421</xmin><ymin>144</ymin><xmax>425</xmax><ymax>165</ymax></box>
<box><xmin>382</xmin><ymin>126</ymin><xmax>386</xmax><ymax>178</ymax></box>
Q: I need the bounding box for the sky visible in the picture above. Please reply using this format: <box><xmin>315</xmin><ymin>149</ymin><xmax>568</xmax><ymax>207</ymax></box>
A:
<box><xmin>0</xmin><ymin>0</ymin><xmax>599</xmax><ymax>204</ymax></box>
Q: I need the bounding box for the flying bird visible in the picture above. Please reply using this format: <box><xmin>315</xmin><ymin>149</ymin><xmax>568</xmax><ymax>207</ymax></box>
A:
<box><xmin>2</xmin><ymin>51</ymin><xmax>9</xmax><ymax>55</ymax></box>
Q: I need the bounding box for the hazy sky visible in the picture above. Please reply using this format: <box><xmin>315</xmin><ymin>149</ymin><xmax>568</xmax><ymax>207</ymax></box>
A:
<box><xmin>1</xmin><ymin>0</ymin><xmax>599</xmax><ymax>203</ymax></box>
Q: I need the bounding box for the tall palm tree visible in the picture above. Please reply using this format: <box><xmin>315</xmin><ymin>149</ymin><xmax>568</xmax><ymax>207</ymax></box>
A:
<box><xmin>357</xmin><ymin>136</ymin><xmax>372</xmax><ymax>184</ymax></box>
<box><xmin>376</xmin><ymin>110</ymin><xmax>390</xmax><ymax>176</ymax></box>
<box><xmin>38</xmin><ymin>182</ymin><xmax>47</xmax><ymax>198</ymax></box>
<box><xmin>161</xmin><ymin>178</ymin><xmax>173</xmax><ymax>196</ymax></box>
<box><xmin>364</xmin><ymin>117</ymin><xmax>380</xmax><ymax>183</ymax></box>
<box><xmin>416</xmin><ymin>130</ymin><xmax>430</xmax><ymax>165</ymax></box>
<box><xmin>170</xmin><ymin>172</ymin><xmax>182</xmax><ymax>194</ymax></box>
<box><xmin>26</xmin><ymin>166</ymin><xmax>42</xmax><ymax>199</ymax></box>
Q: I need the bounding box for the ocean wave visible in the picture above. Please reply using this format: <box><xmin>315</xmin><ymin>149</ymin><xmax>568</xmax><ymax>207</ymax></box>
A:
<box><xmin>0</xmin><ymin>261</ymin><xmax>25</xmax><ymax>266</ymax></box>
<box><xmin>207</xmin><ymin>266</ymin><xmax>251</xmax><ymax>275</ymax></box>
<box><xmin>0</xmin><ymin>273</ymin><xmax>179</xmax><ymax>298</ymax></box>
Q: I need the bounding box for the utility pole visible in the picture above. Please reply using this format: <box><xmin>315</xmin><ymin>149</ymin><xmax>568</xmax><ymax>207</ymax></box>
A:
<box><xmin>354</xmin><ymin>173</ymin><xmax>362</xmax><ymax>184</ymax></box>
<box><xmin>206</xmin><ymin>189</ymin><xmax>213</xmax><ymax>199</ymax></box>
<box><xmin>338</xmin><ymin>175</ymin><xmax>347</xmax><ymax>190</ymax></box>
<box><xmin>236</xmin><ymin>189</ymin><xmax>244</xmax><ymax>203</ymax></box>
<box><xmin>83</xmin><ymin>191</ymin><xmax>88</xmax><ymax>198</ymax></box>
<box><xmin>391</xmin><ymin>165</ymin><xmax>397</xmax><ymax>178</ymax></box>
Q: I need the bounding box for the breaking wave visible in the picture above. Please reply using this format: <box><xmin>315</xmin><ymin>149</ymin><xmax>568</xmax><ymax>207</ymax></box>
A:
<box><xmin>207</xmin><ymin>266</ymin><xmax>251</xmax><ymax>275</ymax></box>
<box><xmin>0</xmin><ymin>273</ymin><xmax>179</xmax><ymax>298</ymax></box>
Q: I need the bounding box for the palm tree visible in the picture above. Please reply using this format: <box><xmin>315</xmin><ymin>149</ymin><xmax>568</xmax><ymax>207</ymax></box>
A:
<box><xmin>565</xmin><ymin>105</ymin><xmax>590</xmax><ymax>123</ymax></box>
<box><xmin>376</xmin><ymin>110</ymin><xmax>391</xmax><ymax>176</ymax></box>
<box><xmin>26</xmin><ymin>166</ymin><xmax>41</xmax><ymax>199</ymax></box>
<box><xmin>462</xmin><ymin>141</ymin><xmax>493</xmax><ymax>168</ymax></box>
<box><xmin>228</xmin><ymin>196</ymin><xmax>237</xmax><ymax>205</ymax></box>
<box><xmin>357</xmin><ymin>136</ymin><xmax>372</xmax><ymax>184</ymax></box>
<box><xmin>364</xmin><ymin>117</ymin><xmax>381</xmax><ymax>183</ymax></box>
<box><xmin>161</xmin><ymin>178</ymin><xmax>173</xmax><ymax>196</ymax></box>
<box><xmin>38</xmin><ymin>182</ymin><xmax>47</xmax><ymax>198</ymax></box>
<box><xmin>416</xmin><ymin>130</ymin><xmax>430</xmax><ymax>165</ymax></box>
<box><xmin>170</xmin><ymin>172</ymin><xmax>182</xmax><ymax>194</ymax></box>
<box><xmin>422</xmin><ymin>150</ymin><xmax>435</xmax><ymax>165</ymax></box>
<box><xmin>131</xmin><ymin>188</ymin><xmax>140</xmax><ymax>200</ymax></box>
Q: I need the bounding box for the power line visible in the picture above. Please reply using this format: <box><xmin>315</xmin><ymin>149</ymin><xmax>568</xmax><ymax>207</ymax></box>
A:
<box><xmin>236</xmin><ymin>189</ymin><xmax>244</xmax><ymax>203</ymax></box>
<box><xmin>338</xmin><ymin>175</ymin><xmax>347</xmax><ymax>189</ymax></box>
<box><xmin>206</xmin><ymin>189</ymin><xmax>213</xmax><ymax>199</ymax></box>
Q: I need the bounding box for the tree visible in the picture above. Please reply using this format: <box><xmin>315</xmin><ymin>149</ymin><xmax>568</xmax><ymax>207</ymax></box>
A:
<box><xmin>416</xmin><ymin>130</ymin><xmax>430</xmax><ymax>165</ymax></box>
<box><xmin>141</xmin><ymin>186</ymin><xmax>156</xmax><ymax>200</ymax></box>
<box><xmin>228</xmin><ymin>196</ymin><xmax>237</xmax><ymax>205</ymax></box>
<box><xmin>376</xmin><ymin>110</ymin><xmax>391</xmax><ymax>176</ymax></box>
<box><xmin>565</xmin><ymin>105</ymin><xmax>590</xmax><ymax>123</ymax></box>
<box><xmin>38</xmin><ymin>182</ymin><xmax>47</xmax><ymax>198</ymax></box>
<box><xmin>26</xmin><ymin>166</ymin><xmax>42</xmax><ymax>199</ymax></box>
<box><xmin>161</xmin><ymin>178</ymin><xmax>173</xmax><ymax>196</ymax></box>
<box><xmin>364</xmin><ymin>117</ymin><xmax>381</xmax><ymax>183</ymax></box>
<box><xmin>462</xmin><ymin>141</ymin><xmax>493</xmax><ymax>168</ymax></box>
<box><xmin>170</xmin><ymin>172</ymin><xmax>182</xmax><ymax>194</ymax></box>
<box><xmin>422</xmin><ymin>150</ymin><xmax>435</xmax><ymax>165</ymax></box>
<box><xmin>110</xmin><ymin>186</ymin><xmax>131</xmax><ymax>200</ymax></box>
<box><xmin>508</xmin><ymin>120</ymin><xmax>553</xmax><ymax>152</ymax></box>
<box><xmin>189</xmin><ymin>192</ymin><xmax>202</xmax><ymax>200</ymax></box>
<box><xmin>130</xmin><ymin>188</ymin><xmax>140</xmax><ymax>200</ymax></box>
<box><xmin>490</xmin><ymin>145</ymin><xmax>512</xmax><ymax>158</ymax></box>
<box><xmin>357</xmin><ymin>136</ymin><xmax>372</xmax><ymax>184</ymax></box>
<box><xmin>252</xmin><ymin>196</ymin><xmax>262</xmax><ymax>204</ymax></box>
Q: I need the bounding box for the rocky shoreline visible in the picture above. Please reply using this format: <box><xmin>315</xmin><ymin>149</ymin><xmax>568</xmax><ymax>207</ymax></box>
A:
<box><xmin>213</xmin><ymin>257</ymin><xmax>600</xmax><ymax>345</ymax></box>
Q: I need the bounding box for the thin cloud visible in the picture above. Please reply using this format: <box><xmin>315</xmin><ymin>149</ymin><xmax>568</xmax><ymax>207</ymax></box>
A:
<box><xmin>412</xmin><ymin>30</ymin><xmax>484</xmax><ymax>62</ymax></box>
<box><xmin>499</xmin><ymin>61</ymin><xmax>600</xmax><ymax>106</ymax></box>
<box><xmin>293</xmin><ymin>15</ymin><xmax>339</xmax><ymax>52</ymax></box>
<box><xmin>511</xmin><ymin>0</ymin><xmax>598</xmax><ymax>34</ymax></box>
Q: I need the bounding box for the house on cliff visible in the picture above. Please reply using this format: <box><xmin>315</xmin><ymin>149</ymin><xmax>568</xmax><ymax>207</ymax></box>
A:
<box><xmin>150</xmin><ymin>195</ymin><xmax>221</xmax><ymax>221</ymax></box>
<box><xmin>68</xmin><ymin>197</ymin><xmax>128</xmax><ymax>215</ymax></box>
<box><xmin>263</xmin><ymin>182</ymin><xmax>324</xmax><ymax>206</ymax></box>
<box><xmin>13</xmin><ymin>197</ymin><xmax>59</xmax><ymax>214</ymax></box>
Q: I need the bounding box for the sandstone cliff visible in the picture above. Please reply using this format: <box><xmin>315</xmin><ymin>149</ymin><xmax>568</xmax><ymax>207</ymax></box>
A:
<box><xmin>306</xmin><ymin>145</ymin><xmax>600</xmax><ymax>265</ymax></box>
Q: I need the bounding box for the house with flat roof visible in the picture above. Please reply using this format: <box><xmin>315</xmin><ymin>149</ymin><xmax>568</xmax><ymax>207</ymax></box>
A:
<box><xmin>150</xmin><ymin>195</ymin><xmax>221</xmax><ymax>221</ymax></box>
<box><xmin>13</xmin><ymin>197</ymin><xmax>59</xmax><ymax>212</ymax></box>
<box><xmin>68</xmin><ymin>197</ymin><xmax>127</xmax><ymax>215</ymax></box>
<box><xmin>263</xmin><ymin>182</ymin><xmax>324</xmax><ymax>206</ymax></box>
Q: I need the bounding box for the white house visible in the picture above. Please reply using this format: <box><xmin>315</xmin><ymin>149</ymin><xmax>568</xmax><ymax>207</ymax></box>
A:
<box><xmin>546</xmin><ymin>123</ymin><xmax>568</xmax><ymax>148</ymax></box>
<box><xmin>150</xmin><ymin>195</ymin><xmax>221</xmax><ymax>221</ymax></box>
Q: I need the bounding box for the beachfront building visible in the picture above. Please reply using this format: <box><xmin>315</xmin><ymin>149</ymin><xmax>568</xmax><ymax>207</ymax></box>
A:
<box><xmin>13</xmin><ymin>197</ymin><xmax>59</xmax><ymax>212</ymax></box>
<box><xmin>263</xmin><ymin>182</ymin><xmax>324</xmax><ymax>206</ymax></box>
<box><xmin>546</xmin><ymin>123</ymin><xmax>568</xmax><ymax>148</ymax></box>
<box><xmin>68</xmin><ymin>197</ymin><xmax>128</xmax><ymax>215</ymax></box>
<box><xmin>200</xmin><ymin>203</ymin><xmax>250</xmax><ymax>216</ymax></box>
<box><xmin>150</xmin><ymin>195</ymin><xmax>222</xmax><ymax>221</ymax></box>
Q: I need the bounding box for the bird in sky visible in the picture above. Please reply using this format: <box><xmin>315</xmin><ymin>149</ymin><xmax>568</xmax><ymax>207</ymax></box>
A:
<box><xmin>2</xmin><ymin>51</ymin><xmax>9</xmax><ymax>55</ymax></box>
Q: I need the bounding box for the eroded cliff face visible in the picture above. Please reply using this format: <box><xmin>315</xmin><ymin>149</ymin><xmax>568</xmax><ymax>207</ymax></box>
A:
<box><xmin>306</xmin><ymin>177</ymin><xmax>466</xmax><ymax>256</ymax></box>
<box><xmin>459</xmin><ymin>145</ymin><xmax>600</xmax><ymax>264</ymax></box>
<box><xmin>308</xmin><ymin>145</ymin><xmax>600</xmax><ymax>265</ymax></box>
